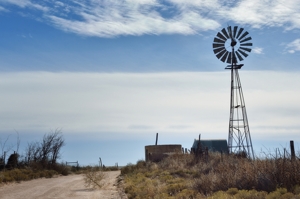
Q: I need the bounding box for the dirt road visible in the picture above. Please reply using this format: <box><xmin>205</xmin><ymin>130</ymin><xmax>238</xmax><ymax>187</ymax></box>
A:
<box><xmin>0</xmin><ymin>170</ymin><xmax>126</xmax><ymax>199</ymax></box>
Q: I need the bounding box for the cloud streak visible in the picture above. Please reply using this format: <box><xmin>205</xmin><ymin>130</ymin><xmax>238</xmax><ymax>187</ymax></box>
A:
<box><xmin>1</xmin><ymin>71</ymin><xmax>300</xmax><ymax>143</ymax></box>
<box><xmin>1</xmin><ymin>0</ymin><xmax>300</xmax><ymax>37</ymax></box>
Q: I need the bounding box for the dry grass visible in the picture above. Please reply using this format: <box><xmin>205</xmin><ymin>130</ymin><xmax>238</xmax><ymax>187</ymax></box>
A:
<box><xmin>121</xmin><ymin>153</ymin><xmax>300</xmax><ymax>199</ymax></box>
<box><xmin>0</xmin><ymin>169</ymin><xmax>59</xmax><ymax>183</ymax></box>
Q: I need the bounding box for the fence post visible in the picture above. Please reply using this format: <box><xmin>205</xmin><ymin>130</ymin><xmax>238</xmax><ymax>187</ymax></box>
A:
<box><xmin>205</xmin><ymin>147</ymin><xmax>208</xmax><ymax>162</ymax></box>
<box><xmin>290</xmin><ymin>140</ymin><xmax>295</xmax><ymax>161</ymax></box>
<box><xmin>99</xmin><ymin>157</ymin><xmax>102</xmax><ymax>168</ymax></box>
<box><xmin>221</xmin><ymin>151</ymin><xmax>223</xmax><ymax>162</ymax></box>
<box><xmin>3</xmin><ymin>151</ymin><xmax>6</xmax><ymax>170</ymax></box>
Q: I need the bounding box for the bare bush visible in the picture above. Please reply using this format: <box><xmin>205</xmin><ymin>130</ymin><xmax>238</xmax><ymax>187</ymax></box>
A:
<box><xmin>25</xmin><ymin>129</ymin><xmax>65</xmax><ymax>169</ymax></box>
<box><xmin>84</xmin><ymin>167</ymin><xmax>106</xmax><ymax>189</ymax></box>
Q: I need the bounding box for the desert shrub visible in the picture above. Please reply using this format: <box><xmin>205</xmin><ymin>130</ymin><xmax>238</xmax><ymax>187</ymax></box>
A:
<box><xmin>51</xmin><ymin>163</ymin><xmax>70</xmax><ymax>176</ymax></box>
<box><xmin>294</xmin><ymin>185</ymin><xmax>300</xmax><ymax>195</ymax></box>
<box><xmin>226</xmin><ymin>188</ymin><xmax>239</xmax><ymax>195</ymax></box>
<box><xmin>122</xmin><ymin>152</ymin><xmax>300</xmax><ymax>199</ymax></box>
<box><xmin>6</xmin><ymin>153</ymin><xmax>19</xmax><ymax>169</ymax></box>
<box><xmin>102</xmin><ymin>166</ymin><xmax>119</xmax><ymax>171</ymax></box>
<box><xmin>84</xmin><ymin>166</ymin><xmax>105</xmax><ymax>189</ymax></box>
<box><xmin>0</xmin><ymin>169</ymin><xmax>59</xmax><ymax>183</ymax></box>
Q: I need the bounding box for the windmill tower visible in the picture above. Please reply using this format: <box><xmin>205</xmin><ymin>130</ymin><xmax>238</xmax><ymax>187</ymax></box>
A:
<box><xmin>212</xmin><ymin>26</ymin><xmax>254</xmax><ymax>159</ymax></box>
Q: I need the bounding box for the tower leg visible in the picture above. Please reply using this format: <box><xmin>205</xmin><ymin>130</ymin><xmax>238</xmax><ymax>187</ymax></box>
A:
<box><xmin>227</xmin><ymin>68</ymin><xmax>254</xmax><ymax>159</ymax></box>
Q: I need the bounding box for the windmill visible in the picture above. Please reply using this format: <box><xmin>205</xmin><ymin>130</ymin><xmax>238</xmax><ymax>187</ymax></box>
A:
<box><xmin>212</xmin><ymin>26</ymin><xmax>254</xmax><ymax>159</ymax></box>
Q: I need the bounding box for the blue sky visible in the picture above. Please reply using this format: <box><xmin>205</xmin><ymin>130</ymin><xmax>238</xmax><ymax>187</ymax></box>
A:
<box><xmin>0</xmin><ymin>0</ymin><xmax>300</xmax><ymax>166</ymax></box>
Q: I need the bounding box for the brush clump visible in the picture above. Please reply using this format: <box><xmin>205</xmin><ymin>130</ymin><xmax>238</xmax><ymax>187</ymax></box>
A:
<box><xmin>121</xmin><ymin>152</ymin><xmax>300</xmax><ymax>199</ymax></box>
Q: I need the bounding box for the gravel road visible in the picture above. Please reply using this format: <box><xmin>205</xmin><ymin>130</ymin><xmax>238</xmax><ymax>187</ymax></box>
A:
<box><xmin>0</xmin><ymin>170</ymin><xmax>126</xmax><ymax>199</ymax></box>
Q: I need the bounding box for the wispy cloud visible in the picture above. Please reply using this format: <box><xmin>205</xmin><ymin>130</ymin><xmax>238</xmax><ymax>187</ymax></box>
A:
<box><xmin>0</xmin><ymin>6</ymin><xmax>8</xmax><ymax>12</ymax></box>
<box><xmin>1</xmin><ymin>0</ymin><xmax>300</xmax><ymax>37</ymax></box>
<box><xmin>285</xmin><ymin>39</ymin><xmax>300</xmax><ymax>53</ymax></box>
<box><xmin>252</xmin><ymin>47</ymin><xmax>264</xmax><ymax>54</ymax></box>
<box><xmin>47</xmin><ymin>1</ymin><xmax>220</xmax><ymax>37</ymax></box>
<box><xmin>2</xmin><ymin>0</ymin><xmax>48</xmax><ymax>11</ymax></box>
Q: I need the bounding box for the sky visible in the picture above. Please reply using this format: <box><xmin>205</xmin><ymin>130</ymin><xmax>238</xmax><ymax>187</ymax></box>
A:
<box><xmin>0</xmin><ymin>0</ymin><xmax>300</xmax><ymax>166</ymax></box>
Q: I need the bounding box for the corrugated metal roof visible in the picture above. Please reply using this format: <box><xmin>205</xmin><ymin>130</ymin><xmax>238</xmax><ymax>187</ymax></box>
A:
<box><xmin>192</xmin><ymin>139</ymin><xmax>228</xmax><ymax>153</ymax></box>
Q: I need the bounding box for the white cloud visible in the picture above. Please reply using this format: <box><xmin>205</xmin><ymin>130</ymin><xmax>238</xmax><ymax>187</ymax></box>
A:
<box><xmin>285</xmin><ymin>39</ymin><xmax>300</xmax><ymax>53</ymax></box>
<box><xmin>47</xmin><ymin>0</ymin><xmax>220</xmax><ymax>37</ymax></box>
<box><xmin>2</xmin><ymin>0</ymin><xmax>300</xmax><ymax>37</ymax></box>
<box><xmin>0</xmin><ymin>71</ymin><xmax>300</xmax><ymax>144</ymax></box>
<box><xmin>252</xmin><ymin>47</ymin><xmax>264</xmax><ymax>54</ymax></box>
<box><xmin>219</xmin><ymin>0</ymin><xmax>300</xmax><ymax>29</ymax></box>
<box><xmin>1</xmin><ymin>0</ymin><xmax>300</xmax><ymax>37</ymax></box>
<box><xmin>1</xmin><ymin>0</ymin><xmax>48</xmax><ymax>11</ymax></box>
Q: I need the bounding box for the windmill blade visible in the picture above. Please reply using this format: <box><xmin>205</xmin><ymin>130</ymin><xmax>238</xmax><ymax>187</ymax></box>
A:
<box><xmin>214</xmin><ymin>37</ymin><xmax>226</xmax><ymax>43</ymax></box>
<box><xmin>238</xmin><ymin>31</ymin><xmax>249</xmax><ymax>40</ymax></box>
<box><xmin>221</xmin><ymin>28</ymin><xmax>230</xmax><ymax>39</ymax></box>
<box><xmin>221</xmin><ymin>51</ymin><xmax>229</xmax><ymax>62</ymax></box>
<box><xmin>214</xmin><ymin>47</ymin><xmax>226</xmax><ymax>54</ymax></box>
<box><xmin>236</xmin><ymin>27</ymin><xmax>244</xmax><ymax>39</ymax></box>
<box><xmin>240</xmin><ymin>43</ymin><xmax>253</xmax><ymax>46</ymax></box>
<box><xmin>217</xmin><ymin>32</ymin><xmax>227</xmax><ymax>41</ymax></box>
<box><xmin>216</xmin><ymin>49</ymin><xmax>226</xmax><ymax>59</ymax></box>
<box><xmin>235</xmin><ymin>51</ymin><xmax>244</xmax><ymax>62</ymax></box>
<box><xmin>240</xmin><ymin>37</ymin><xmax>252</xmax><ymax>43</ymax></box>
<box><xmin>212</xmin><ymin>26</ymin><xmax>252</xmax><ymax>64</ymax></box>
<box><xmin>238</xmin><ymin>49</ymin><xmax>248</xmax><ymax>57</ymax></box>
<box><xmin>240</xmin><ymin>47</ymin><xmax>251</xmax><ymax>52</ymax></box>
<box><xmin>233</xmin><ymin>26</ymin><xmax>238</xmax><ymax>38</ymax></box>
<box><xmin>213</xmin><ymin>43</ymin><xmax>224</xmax><ymax>48</ymax></box>
<box><xmin>227</xmin><ymin>52</ymin><xmax>232</xmax><ymax>64</ymax></box>
<box><xmin>227</xmin><ymin>26</ymin><xmax>233</xmax><ymax>38</ymax></box>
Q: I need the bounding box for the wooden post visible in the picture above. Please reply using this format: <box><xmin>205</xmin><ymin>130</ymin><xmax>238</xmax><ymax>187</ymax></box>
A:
<box><xmin>221</xmin><ymin>151</ymin><xmax>223</xmax><ymax>162</ymax></box>
<box><xmin>155</xmin><ymin>133</ymin><xmax>158</xmax><ymax>145</ymax></box>
<box><xmin>99</xmin><ymin>157</ymin><xmax>102</xmax><ymax>168</ymax></box>
<box><xmin>3</xmin><ymin>151</ymin><xmax>6</xmax><ymax>170</ymax></box>
<box><xmin>195</xmin><ymin>134</ymin><xmax>202</xmax><ymax>160</ymax></box>
<box><xmin>205</xmin><ymin>147</ymin><xmax>208</xmax><ymax>162</ymax></box>
<box><xmin>290</xmin><ymin>140</ymin><xmax>296</xmax><ymax>160</ymax></box>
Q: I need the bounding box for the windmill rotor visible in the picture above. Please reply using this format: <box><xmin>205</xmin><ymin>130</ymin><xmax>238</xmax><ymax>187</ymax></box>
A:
<box><xmin>212</xmin><ymin>26</ymin><xmax>252</xmax><ymax>64</ymax></box>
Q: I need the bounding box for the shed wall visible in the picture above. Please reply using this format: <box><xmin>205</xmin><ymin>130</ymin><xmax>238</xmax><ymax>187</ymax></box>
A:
<box><xmin>145</xmin><ymin>145</ymin><xmax>182</xmax><ymax>162</ymax></box>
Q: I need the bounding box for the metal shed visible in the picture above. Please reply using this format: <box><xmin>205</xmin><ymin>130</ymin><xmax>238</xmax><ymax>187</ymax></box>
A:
<box><xmin>191</xmin><ymin>139</ymin><xmax>228</xmax><ymax>154</ymax></box>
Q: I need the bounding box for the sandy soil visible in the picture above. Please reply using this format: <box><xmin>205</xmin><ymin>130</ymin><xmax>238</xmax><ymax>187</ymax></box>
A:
<box><xmin>0</xmin><ymin>170</ymin><xmax>127</xmax><ymax>199</ymax></box>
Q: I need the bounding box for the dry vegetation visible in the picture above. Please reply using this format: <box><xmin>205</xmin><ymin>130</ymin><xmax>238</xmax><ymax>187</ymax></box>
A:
<box><xmin>83</xmin><ymin>166</ymin><xmax>106</xmax><ymax>189</ymax></box>
<box><xmin>121</xmin><ymin>153</ymin><xmax>300</xmax><ymax>199</ymax></box>
<box><xmin>0</xmin><ymin>130</ymin><xmax>70</xmax><ymax>183</ymax></box>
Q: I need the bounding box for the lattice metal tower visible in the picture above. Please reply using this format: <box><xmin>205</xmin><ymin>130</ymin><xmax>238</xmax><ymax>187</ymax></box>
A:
<box><xmin>212</xmin><ymin>26</ymin><xmax>254</xmax><ymax>159</ymax></box>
